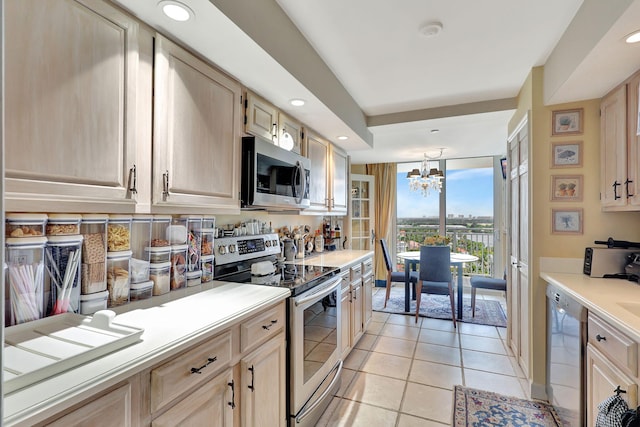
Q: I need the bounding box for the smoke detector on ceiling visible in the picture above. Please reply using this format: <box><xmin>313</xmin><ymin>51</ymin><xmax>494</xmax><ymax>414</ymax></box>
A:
<box><xmin>419</xmin><ymin>21</ymin><xmax>443</xmax><ymax>38</ymax></box>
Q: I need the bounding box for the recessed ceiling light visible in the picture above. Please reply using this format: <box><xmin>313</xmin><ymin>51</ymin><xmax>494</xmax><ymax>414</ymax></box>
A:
<box><xmin>626</xmin><ymin>30</ymin><xmax>640</xmax><ymax>43</ymax></box>
<box><xmin>290</xmin><ymin>99</ymin><xmax>305</xmax><ymax>107</ymax></box>
<box><xmin>159</xmin><ymin>1</ymin><xmax>193</xmax><ymax>22</ymax></box>
<box><xmin>337</xmin><ymin>136</ymin><xmax>349</xmax><ymax>140</ymax></box>
<box><xmin>430</xmin><ymin>129</ymin><xmax>440</xmax><ymax>134</ymax></box>
<box><xmin>419</xmin><ymin>21</ymin><xmax>443</xmax><ymax>38</ymax></box>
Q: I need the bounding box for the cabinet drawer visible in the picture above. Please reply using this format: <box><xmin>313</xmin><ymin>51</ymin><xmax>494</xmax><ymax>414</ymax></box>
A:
<box><xmin>150</xmin><ymin>330</ymin><xmax>232</xmax><ymax>413</ymax></box>
<box><xmin>241</xmin><ymin>303</ymin><xmax>285</xmax><ymax>353</ymax></box>
<box><xmin>362</xmin><ymin>258</ymin><xmax>373</xmax><ymax>276</ymax></box>
<box><xmin>351</xmin><ymin>264</ymin><xmax>362</xmax><ymax>281</ymax></box>
<box><xmin>340</xmin><ymin>271</ymin><xmax>351</xmax><ymax>290</ymax></box>
<box><xmin>588</xmin><ymin>314</ymin><xmax>637</xmax><ymax>376</ymax></box>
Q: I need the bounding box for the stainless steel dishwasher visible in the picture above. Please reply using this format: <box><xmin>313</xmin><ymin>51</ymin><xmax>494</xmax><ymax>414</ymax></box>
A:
<box><xmin>546</xmin><ymin>282</ymin><xmax>587</xmax><ymax>427</ymax></box>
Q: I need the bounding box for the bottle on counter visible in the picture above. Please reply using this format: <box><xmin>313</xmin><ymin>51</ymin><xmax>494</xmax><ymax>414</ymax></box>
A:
<box><xmin>314</xmin><ymin>230</ymin><xmax>324</xmax><ymax>253</ymax></box>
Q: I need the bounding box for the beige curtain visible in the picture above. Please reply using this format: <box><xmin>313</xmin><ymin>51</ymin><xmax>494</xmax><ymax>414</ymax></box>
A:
<box><xmin>366</xmin><ymin>163</ymin><xmax>397</xmax><ymax>282</ymax></box>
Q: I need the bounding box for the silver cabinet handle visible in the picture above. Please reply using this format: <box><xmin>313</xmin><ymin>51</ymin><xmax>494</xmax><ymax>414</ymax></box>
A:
<box><xmin>162</xmin><ymin>170</ymin><xmax>170</xmax><ymax>201</ymax></box>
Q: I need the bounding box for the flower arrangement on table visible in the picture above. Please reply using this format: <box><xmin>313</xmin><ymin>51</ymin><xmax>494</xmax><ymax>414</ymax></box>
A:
<box><xmin>423</xmin><ymin>235</ymin><xmax>451</xmax><ymax>246</ymax></box>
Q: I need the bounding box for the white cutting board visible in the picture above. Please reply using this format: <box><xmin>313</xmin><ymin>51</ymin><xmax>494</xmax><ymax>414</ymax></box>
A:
<box><xmin>3</xmin><ymin>310</ymin><xmax>143</xmax><ymax>393</ymax></box>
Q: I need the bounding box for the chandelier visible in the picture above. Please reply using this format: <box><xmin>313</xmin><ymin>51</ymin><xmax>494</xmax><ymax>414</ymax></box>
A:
<box><xmin>406</xmin><ymin>149</ymin><xmax>445</xmax><ymax>196</ymax></box>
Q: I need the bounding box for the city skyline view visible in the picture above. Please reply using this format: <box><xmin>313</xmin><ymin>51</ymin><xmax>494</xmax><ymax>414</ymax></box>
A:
<box><xmin>397</xmin><ymin>167</ymin><xmax>495</xmax><ymax>219</ymax></box>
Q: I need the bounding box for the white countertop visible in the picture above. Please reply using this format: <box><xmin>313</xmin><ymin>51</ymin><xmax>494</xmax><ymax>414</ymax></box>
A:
<box><xmin>541</xmin><ymin>271</ymin><xmax>640</xmax><ymax>342</ymax></box>
<box><xmin>291</xmin><ymin>250</ymin><xmax>374</xmax><ymax>270</ymax></box>
<box><xmin>3</xmin><ymin>283</ymin><xmax>290</xmax><ymax>426</ymax></box>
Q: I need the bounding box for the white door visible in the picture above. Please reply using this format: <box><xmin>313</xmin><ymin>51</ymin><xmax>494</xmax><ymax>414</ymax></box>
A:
<box><xmin>508</xmin><ymin>116</ymin><xmax>530</xmax><ymax>378</ymax></box>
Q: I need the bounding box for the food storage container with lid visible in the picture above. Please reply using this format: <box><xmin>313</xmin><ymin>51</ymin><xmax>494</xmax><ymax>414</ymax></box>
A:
<box><xmin>106</xmin><ymin>250</ymin><xmax>131</xmax><ymax>307</ymax></box>
<box><xmin>107</xmin><ymin>215</ymin><xmax>132</xmax><ymax>252</ymax></box>
<box><xmin>166</xmin><ymin>217</ymin><xmax>187</xmax><ymax>245</ymax></box>
<box><xmin>180</xmin><ymin>215</ymin><xmax>202</xmax><ymax>272</ymax></box>
<box><xmin>170</xmin><ymin>244</ymin><xmax>187</xmax><ymax>290</ymax></box>
<box><xmin>6</xmin><ymin>213</ymin><xmax>47</xmax><ymax>238</ymax></box>
<box><xmin>129</xmin><ymin>280</ymin><xmax>153</xmax><ymax>301</ymax></box>
<box><xmin>46</xmin><ymin>214</ymin><xmax>82</xmax><ymax>236</ymax></box>
<box><xmin>150</xmin><ymin>261</ymin><xmax>171</xmax><ymax>296</ymax></box>
<box><xmin>131</xmin><ymin>215</ymin><xmax>152</xmax><ymax>261</ymax></box>
<box><xmin>200</xmin><ymin>228</ymin><xmax>215</xmax><ymax>258</ymax></box>
<box><xmin>79</xmin><ymin>290</ymin><xmax>108</xmax><ymax>315</ymax></box>
<box><xmin>46</xmin><ymin>235</ymin><xmax>83</xmax><ymax>316</ymax></box>
<box><xmin>201</xmin><ymin>255</ymin><xmax>214</xmax><ymax>283</ymax></box>
<box><xmin>145</xmin><ymin>246</ymin><xmax>171</xmax><ymax>264</ymax></box>
<box><xmin>202</xmin><ymin>217</ymin><xmax>216</xmax><ymax>230</ymax></box>
<box><xmin>130</xmin><ymin>257</ymin><xmax>150</xmax><ymax>284</ymax></box>
<box><xmin>80</xmin><ymin>214</ymin><xmax>108</xmax><ymax>295</ymax></box>
<box><xmin>5</xmin><ymin>236</ymin><xmax>47</xmax><ymax>326</ymax></box>
<box><xmin>186</xmin><ymin>270</ymin><xmax>202</xmax><ymax>287</ymax></box>
<box><xmin>151</xmin><ymin>215</ymin><xmax>172</xmax><ymax>247</ymax></box>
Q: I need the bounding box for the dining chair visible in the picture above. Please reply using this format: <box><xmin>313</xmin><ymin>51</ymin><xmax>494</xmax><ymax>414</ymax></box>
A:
<box><xmin>415</xmin><ymin>245</ymin><xmax>456</xmax><ymax>327</ymax></box>
<box><xmin>380</xmin><ymin>238</ymin><xmax>418</xmax><ymax>308</ymax></box>
<box><xmin>470</xmin><ymin>271</ymin><xmax>507</xmax><ymax>317</ymax></box>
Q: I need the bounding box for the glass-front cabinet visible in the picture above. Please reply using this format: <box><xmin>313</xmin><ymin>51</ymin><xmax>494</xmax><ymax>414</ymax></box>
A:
<box><xmin>350</xmin><ymin>174</ymin><xmax>375</xmax><ymax>250</ymax></box>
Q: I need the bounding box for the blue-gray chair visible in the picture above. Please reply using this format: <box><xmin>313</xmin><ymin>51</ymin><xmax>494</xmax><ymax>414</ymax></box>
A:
<box><xmin>380</xmin><ymin>239</ymin><xmax>418</xmax><ymax>308</ymax></box>
<box><xmin>416</xmin><ymin>245</ymin><xmax>456</xmax><ymax>327</ymax></box>
<box><xmin>470</xmin><ymin>272</ymin><xmax>507</xmax><ymax>317</ymax></box>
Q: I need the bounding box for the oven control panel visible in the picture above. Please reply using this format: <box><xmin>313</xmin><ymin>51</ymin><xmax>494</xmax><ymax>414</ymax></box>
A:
<box><xmin>216</xmin><ymin>233</ymin><xmax>280</xmax><ymax>265</ymax></box>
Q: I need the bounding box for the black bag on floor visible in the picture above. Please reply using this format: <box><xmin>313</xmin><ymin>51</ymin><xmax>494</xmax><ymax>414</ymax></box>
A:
<box><xmin>621</xmin><ymin>407</ymin><xmax>640</xmax><ymax>427</ymax></box>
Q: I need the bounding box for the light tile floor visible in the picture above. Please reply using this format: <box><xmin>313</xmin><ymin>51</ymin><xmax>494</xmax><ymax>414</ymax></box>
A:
<box><xmin>315</xmin><ymin>286</ymin><xmax>527</xmax><ymax>426</ymax></box>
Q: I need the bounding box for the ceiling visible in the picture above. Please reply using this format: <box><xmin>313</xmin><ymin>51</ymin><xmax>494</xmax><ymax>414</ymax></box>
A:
<box><xmin>113</xmin><ymin>0</ymin><xmax>640</xmax><ymax>164</ymax></box>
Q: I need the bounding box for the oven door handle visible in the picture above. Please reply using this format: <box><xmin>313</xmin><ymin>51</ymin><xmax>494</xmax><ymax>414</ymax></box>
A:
<box><xmin>294</xmin><ymin>276</ymin><xmax>341</xmax><ymax>307</ymax></box>
<box><xmin>295</xmin><ymin>359</ymin><xmax>343</xmax><ymax>424</ymax></box>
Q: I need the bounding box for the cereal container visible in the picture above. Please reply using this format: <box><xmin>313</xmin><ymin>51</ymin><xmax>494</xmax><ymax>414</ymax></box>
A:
<box><xmin>151</xmin><ymin>215</ymin><xmax>172</xmax><ymax>247</ymax></box>
<box><xmin>106</xmin><ymin>251</ymin><xmax>131</xmax><ymax>307</ymax></box>
<box><xmin>79</xmin><ymin>290</ymin><xmax>108</xmax><ymax>315</ymax></box>
<box><xmin>131</xmin><ymin>215</ymin><xmax>153</xmax><ymax>261</ymax></box>
<box><xmin>201</xmin><ymin>255</ymin><xmax>214</xmax><ymax>283</ymax></box>
<box><xmin>107</xmin><ymin>215</ymin><xmax>132</xmax><ymax>252</ymax></box>
<box><xmin>46</xmin><ymin>235</ymin><xmax>83</xmax><ymax>316</ymax></box>
<box><xmin>6</xmin><ymin>213</ymin><xmax>47</xmax><ymax>238</ymax></box>
<box><xmin>5</xmin><ymin>237</ymin><xmax>47</xmax><ymax>326</ymax></box>
<box><xmin>180</xmin><ymin>215</ymin><xmax>202</xmax><ymax>272</ymax></box>
<box><xmin>80</xmin><ymin>214</ymin><xmax>108</xmax><ymax>294</ymax></box>
<box><xmin>150</xmin><ymin>261</ymin><xmax>171</xmax><ymax>296</ymax></box>
<box><xmin>170</xmin><ymin>244</ymin><xmax>187</xmax><ymax>290</ymax></box>
<box><xmin>129</xmin><ymin>280</ymin><xmax>153</xmax><ymax>301</ymax></box>
<box><xmin>46</xmin><ymin>214</ymin><xmax>82</xmax><ymax>236</ymax></box>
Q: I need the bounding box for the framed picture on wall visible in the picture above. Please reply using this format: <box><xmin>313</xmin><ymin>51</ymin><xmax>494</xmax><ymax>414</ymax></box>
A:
<box><xmin>551</xmin><ymin>208</ymin><xmax>583</xmax><ymax>235</ymax></box>
<box><xmin>551</xmin><ymin>141</ymin><xmax>582</xmax><ymax>168</ymax></box>
<box><xmin>552</xmin><ymin>108</ymin><xmax>583</xmax><ymax>136</ymax></box>
<box><xmin>551</xmin><ymin>175</ymin><xmax>583</xmax><ymax>201</ymax></box>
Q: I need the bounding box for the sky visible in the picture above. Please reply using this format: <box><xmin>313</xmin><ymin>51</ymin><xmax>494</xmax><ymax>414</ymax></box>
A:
<box><xmin>397</xmin><ymin>167</ymin><xmax>495</xmax><ymax>218</ymax></box>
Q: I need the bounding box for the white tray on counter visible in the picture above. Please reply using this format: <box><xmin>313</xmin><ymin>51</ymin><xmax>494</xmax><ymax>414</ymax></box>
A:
<box><xmin>3</xmin><ymin>310</ymin><xmax>144</xmax><ymax>393</ymax></box>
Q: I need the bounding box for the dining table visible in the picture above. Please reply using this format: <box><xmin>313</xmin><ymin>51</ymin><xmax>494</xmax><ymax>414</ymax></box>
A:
<box><xmin>396</xmin><ymin>251</ymin><xmax>479</xmax><ymax>319</ymax></box>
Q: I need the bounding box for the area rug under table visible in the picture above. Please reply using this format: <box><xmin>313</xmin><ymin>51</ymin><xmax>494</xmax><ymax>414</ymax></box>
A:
<box><xmin>372</xmin><ymin>286</ymin><xmax>507</xmax><ymax>327</ymax></box>
<box><xmin>453</xmin><ymin>386</ymin><xmax>563</xmax><ymax>426</ymax></box>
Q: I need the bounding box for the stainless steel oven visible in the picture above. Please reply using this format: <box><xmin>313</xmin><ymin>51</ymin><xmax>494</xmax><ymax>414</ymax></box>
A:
<box><xmin>214</xmin><ymin>234</ymin><xmax>342</xmax><ymax>427</ymax></box>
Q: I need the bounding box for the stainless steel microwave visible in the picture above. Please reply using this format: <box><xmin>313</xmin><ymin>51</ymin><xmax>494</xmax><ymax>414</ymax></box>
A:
<box><xmin>241</xmin><ymin>135</ymin><xmax>311</xmax><ymax>210</ymax></box>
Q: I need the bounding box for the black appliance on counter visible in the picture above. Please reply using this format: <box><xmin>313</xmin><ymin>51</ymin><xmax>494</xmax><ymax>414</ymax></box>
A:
<box><xmin>214</xmin><ymin>233</ymin><xmax>343</xmax><ymax>427</ymax></box>
<box><xmin>584</xmin><ymin>237</ymin><xmax>640</xmax><ymax>281</ymax></box>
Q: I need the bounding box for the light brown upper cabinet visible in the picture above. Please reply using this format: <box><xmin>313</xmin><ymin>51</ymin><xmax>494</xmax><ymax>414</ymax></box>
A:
<box><xmin>153</xmin><ymin>35</ymin><xmax>242</xmax><ymax>214</ymax></box>
<box><xmin>304</xmin><ymin>130</ymin><xmax>349</xmax><ymax>215</ymax></box>
<box><xmin>600</xmin><ymin>70</ymin><xmax>640</xmax><ymax>211</ymax></box>
<box><xmin>244</xmin><ymin>92</ymin><xmax>304</xmax><ymax>154</ymax></box>
<box><xmin>5</xmin><ymin>0</ymin><xmax>148</xmax><ymax>213</ymax></box>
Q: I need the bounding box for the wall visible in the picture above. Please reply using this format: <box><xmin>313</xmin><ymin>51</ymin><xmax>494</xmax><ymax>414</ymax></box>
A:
<box><xmin>510</xmin><ymin>66</ymin><xmax>640</xmax><ymax>396</ymax></box>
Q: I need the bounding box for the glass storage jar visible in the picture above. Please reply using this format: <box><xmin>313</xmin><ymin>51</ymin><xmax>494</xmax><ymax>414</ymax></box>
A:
<box><xmin>106</xmin><ymin>250</ymin><xmax>131</xmax><ymax>307</ymax></box>
<box><xmin>170</xmin><ymin>244</ymin><xmax>187</xmax><ymax>290</ymax></box>
<box><xmin>80</xmin><ymin>214</ymin><xmax>108</xmax><ymax>294</ymax></box>
<box><xmin>107</xmin><ymin>215</ymin><xmax>132</xmax><ymax>252</ymax></box>
<box><xmin>46</xmin><ymin>214</ymin><xmax>81</xmax><ymax>236</ymax></box>
<box><xmin>46</xmin><ymin>235</ymin><xmax>83</xmax><ymax>316</ymax></box>
<box><xmin>6</xmin><ymin>213</ymin><xmax>47</xmax><ymax>238</ymax></box>
<box><xmin>5</xmin><ymin>236</ymin><xmax>47</xmax><ymax>326</ymax></box>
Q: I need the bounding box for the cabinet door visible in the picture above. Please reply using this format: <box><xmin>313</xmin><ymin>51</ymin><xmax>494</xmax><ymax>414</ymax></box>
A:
<box><xmin>5</xmin><ymin>0</ymin><xmax>143</xmax><ymax>213</ymax></box>
<box><xmin>241</xmin><ymin>334</ymin><xmax>286</xmax><ymax>427</ymax></box>
<box><xmin>47</xmin><ymin>382</ymin><xmax>134</xmax><ymax>427</ymax></box>
<box><xmin>586</xmin><ymin>345</ymin><xmax>638</xmax><ymax>427</ymax></box>
<box><xmin>340</xmin><ymin>278</ymin><xmax>352</xmax><ymax>359</ymax></box>
<box><xmin>349</xmin><ymin>175</ymin><xmax>375</xmax><ymax>250</ymax></box>
<box><xmin>601</xmin><ymin>85</ymin><xmax>628</xmax><ymax>209</ymax></box>
<box><xmin>245</xmin><ymin>92</ymin><xmax>278</xmax><ymax>143</ymax></box>
<box><xmin>627</xmin><ymin>73</ymin><xmax>640</xmax><ymax>208</ymax></box>
<box><xmin>153</xmin><ymin>35</ymin><xmax>242</xmax><ymax>213</ymax></box>
<box><xmin>278</xmin><ymin>112</ymin><xmax>304</xmax><ymax>154</ymax></box>
<box><xmin>330</xmin><ymin>146</ymin><xmax>349</xmax><ymax>214</ymax></box>
<box><xmin>306</xmin><ymin>131</ymin><xmax>330</xmax><ymax>212</ymax></box>
<box><xmin>152</xmin><ymin>369</ymin><xmax>234</xmax><ymax>427</ymax></box>
<box><xmin>363</xmin><ymin>273</ymin><xmax>373</xmax><ymax>330</ymax></box>
<box><xmin>350</xmin><ymin>281</ymin><xmax>364</xmax><ymax>345</ymax></box>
